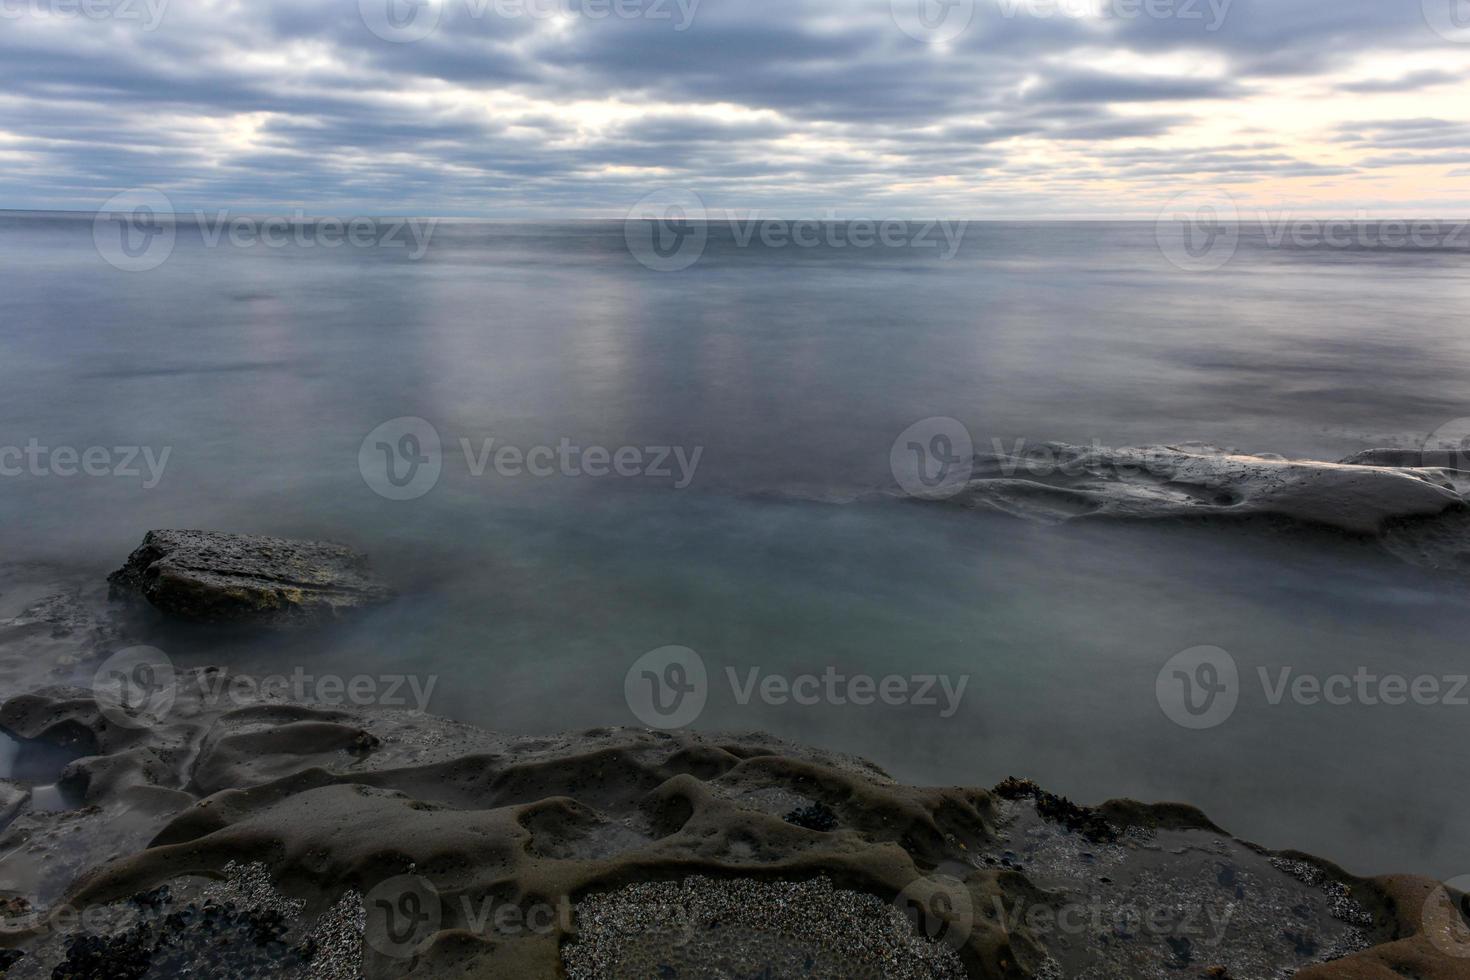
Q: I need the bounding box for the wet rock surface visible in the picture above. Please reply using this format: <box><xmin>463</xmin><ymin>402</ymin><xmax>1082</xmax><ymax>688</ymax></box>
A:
<box><xmin>0</xmin><ymin>564</ymin><xmax>129</xmax><ymax>696</ymax></box>
<box><xmin>940</xmin><ymin>444</ymin><xmax>1470</xmax><ymax>536</ymax></box>
<box><xmin>993</xmin><ymin>799</ymin><xmax>1375</xmax><ymax>979</ymax></box>
<box><xmin>0</xmin><ymin>780</ymin><xmax>27</xmax><ymax>827</ymax></box>
<box><xmin>858</xmin><ymin>442</ymin><xmax>1470</xmax><ymax>577</ymax></box>
<box><xmin>1</xmin><ymin>863</ymin><xmax>363</xmax><ymax>980</ymax></box>
<box><xmin>107</xmin><ymin>531</ymin><xmax>394</xmax><ymax>628</ymax></box>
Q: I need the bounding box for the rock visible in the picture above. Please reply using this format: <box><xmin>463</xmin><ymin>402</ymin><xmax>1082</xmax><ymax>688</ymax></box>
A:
<box><xmin>936</xmin><ymin>444</ymin><xmax>1468</xmax><ymax>536</ymax></box>
<box><xmin>107</xmin><ymin>531</ymin><xmax>393</xmax><ymax>629</ymax></box>
<box><xmin>0</xmin><ymin>779</ymin><xmax>28</xmax><ymax>827</ymax></box>
<box><xmin>0</xmin><ymin>679</ymin><xmax>1440</xmax><ymax>979</ymax></box>
<box><xmin>1341</xmin><ymin>448</ymin><xmax>1470</xmax><ymax>471</ymax></box>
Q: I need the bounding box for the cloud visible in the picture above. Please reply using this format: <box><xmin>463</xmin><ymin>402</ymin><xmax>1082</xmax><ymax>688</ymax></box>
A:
<box><xmin>0</xmin><ymin>0</ymin><xmax>1465</xmax><ymax>215</ymax></box>
<box><xmin>1335</xmin><ymin>119</ymin><xmax>1470</xmax><ymax>155</ymax></box>
<box><xmin>1338</xmin><ymin>70</ymin><xmax>1460</xmax><ymax>94</ymax></box>
<box><xmin>1026</xmin><ymin>71</ymin><xmax>1237</xmax><ymax>104</ymax></box>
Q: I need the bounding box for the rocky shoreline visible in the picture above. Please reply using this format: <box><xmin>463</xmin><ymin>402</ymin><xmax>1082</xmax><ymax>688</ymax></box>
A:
<box><xmin>0</xmin><ymin>668</ymin><xmax>1464</xmax><ymax>978</ymax></box>
<box><xmin>0</xmin><ymin>529</ymin><xmax>1468</xmax><ymax>977</ymax></box>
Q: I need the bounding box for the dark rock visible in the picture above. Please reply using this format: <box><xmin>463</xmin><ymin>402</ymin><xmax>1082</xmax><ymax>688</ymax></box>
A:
<box><xmin>784</xmin><ymin>802</ymin><xmax>839</xmax><ymax>832</ymax></box>
<box><xmin>994</xmin><ymin>776</ymin><xmax>1119</xmax><ymax>843</ymax></box>
<box><xmin>108</xmin><ymin>531</ymin><xmax>393</xmax><ymax>629</ymax></box>
<box><xmin>46</xmin><ymin>890</ymin><xmax>312</xmax><ymax>980</ymax></box>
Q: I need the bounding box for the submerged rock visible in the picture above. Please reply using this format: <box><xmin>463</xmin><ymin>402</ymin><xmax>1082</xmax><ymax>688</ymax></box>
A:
<box><xmin>108</xmin><ymin>530</ymin><xmax>393</xmax><ymax>629</ymax></box>
<box><xmin>928</xmin><ymin>444</ymin><xmax>1470</xmax><ymax>536</ymax></box>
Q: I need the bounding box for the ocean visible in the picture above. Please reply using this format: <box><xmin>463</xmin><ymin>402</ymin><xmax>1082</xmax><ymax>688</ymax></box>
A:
<box><xmin>2</xmin><ymin>212</ymin><xmax>1469</xmax><ymax>877</ymax></box>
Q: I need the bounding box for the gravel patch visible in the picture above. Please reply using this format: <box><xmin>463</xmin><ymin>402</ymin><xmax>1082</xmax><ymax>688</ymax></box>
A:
<box><xmin>563</xmin><ymin>876</ymin><xmax>967</xmax><ymax>980</ymax></box>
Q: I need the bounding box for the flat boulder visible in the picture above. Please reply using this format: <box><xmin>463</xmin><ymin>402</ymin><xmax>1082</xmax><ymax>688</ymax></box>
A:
<box><xmin>108</xmin><ymin>530</ymin><xmax>393</xmax><ymax>628</ymax></box>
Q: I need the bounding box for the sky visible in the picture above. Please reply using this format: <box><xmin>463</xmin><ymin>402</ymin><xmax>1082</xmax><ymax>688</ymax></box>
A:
<box><xmin>1</xmin><ymin>0</ymin><xmax>1468</xmax><ymax>218</ymax></box>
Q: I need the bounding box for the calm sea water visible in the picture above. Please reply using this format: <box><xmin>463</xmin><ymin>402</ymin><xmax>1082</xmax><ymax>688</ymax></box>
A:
<box><xmin>2</xmin><ymin>213</ymin><xmax>1470</xmax><ymax>878</ymax></box>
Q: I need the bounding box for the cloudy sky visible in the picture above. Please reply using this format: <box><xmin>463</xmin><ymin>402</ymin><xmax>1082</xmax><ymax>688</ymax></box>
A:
<box><xmin>2</xmin><ymin>0</ymin><xmax>1468</xmax><ymax>217</ymax></box>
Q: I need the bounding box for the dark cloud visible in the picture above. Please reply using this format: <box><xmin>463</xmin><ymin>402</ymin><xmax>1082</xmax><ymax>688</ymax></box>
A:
<box><xmin>1339</xmin><ymin>70</ymin><xmax>1460</xmax><ymax>94</ymax></box>
<box><xmin>1027</xmin><ymin>70</ymin><xmax>1237</xmax><ymax>104</ymax></box>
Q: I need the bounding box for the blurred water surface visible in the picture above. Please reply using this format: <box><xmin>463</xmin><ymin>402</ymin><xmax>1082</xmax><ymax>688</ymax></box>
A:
<box><xmin>2</xmin><ymin>214</ymin><xmax>1469</xmax><ymax>877</ymax></box>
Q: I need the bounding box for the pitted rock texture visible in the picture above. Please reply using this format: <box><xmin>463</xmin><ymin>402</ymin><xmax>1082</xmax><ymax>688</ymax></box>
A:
<box><xmin>108</xmin><ymin>530</ymin><xmax>394</xmax><ymax>628</ymax></box>
<box><xmin>2</xmin><ymin>679</ymin><xmax>1467</xmax><ymax>978</ymax></box>
<box><xmin>0</xmin><ymin>864</ymin><xmax>366</xmax><ymax>980</ymax></box>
